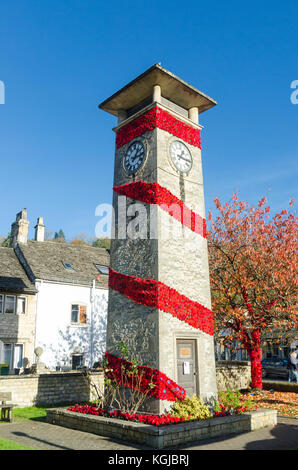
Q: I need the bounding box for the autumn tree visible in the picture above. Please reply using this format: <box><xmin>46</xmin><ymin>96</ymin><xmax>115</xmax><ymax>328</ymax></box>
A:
<box><xmin>208</xmin><ymin>194</ymin><xmax>297</xmax><ymax>389</ymax></box>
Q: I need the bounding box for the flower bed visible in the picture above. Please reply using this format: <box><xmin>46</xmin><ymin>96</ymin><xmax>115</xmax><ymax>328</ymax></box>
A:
<box><xmin>213</xmin><ymin>403</ymin><xmax>251</xmax><ymax>417</ymax></box>
<box><xmin>48</xmin><ymin>407</ymin><xmax>277</xmax><ymax>448</ymax></box>
<box><xmin>67</xmin><ymin>403</ymin><xmax>250</xmax><ymax>427</ymax></box>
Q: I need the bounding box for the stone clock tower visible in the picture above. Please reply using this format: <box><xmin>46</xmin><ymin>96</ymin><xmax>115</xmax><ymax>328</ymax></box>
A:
<box><xmin>99</xmin><ymin>64</ymin><xmax>217</xmax><ymax>413</ymax></box>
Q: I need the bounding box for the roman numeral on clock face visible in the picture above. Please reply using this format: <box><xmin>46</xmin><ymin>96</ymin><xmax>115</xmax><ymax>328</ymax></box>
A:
<box><xmin>123</xmin><ymin>141</ymin><xmax>145</xmax><ymax>175</ymax></box>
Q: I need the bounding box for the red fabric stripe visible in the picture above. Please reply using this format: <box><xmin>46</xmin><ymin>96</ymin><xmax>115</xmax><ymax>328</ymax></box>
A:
<box><xmin>116</xmin><ymin>106</ymin><xmax>201</xmax><ymax>149</ymax></box>
<box><xmin>109</xmin><ymin>267</ymin><xmax>214</xmax><ymax>336</ymax></box>
<box><xmin>113</xmin><ymin>180</ymin><xmax>207</xmax><ymax>238</ymax></box>
<box><xmin>105</xmin><ymin>352</ymin><xmax>186</xmax><ymax>402</ymax></box>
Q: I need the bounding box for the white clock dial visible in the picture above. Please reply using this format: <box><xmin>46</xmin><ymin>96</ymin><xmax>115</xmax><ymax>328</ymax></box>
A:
<box><xmin>123</xmin><ymin>141</ymin><xmax>146</xmax><ymax>175</ymax></box>
<box><xmin>170</xmin><ymin>140</ymin><xmax>193</xmax><ymax>173</ymax></box>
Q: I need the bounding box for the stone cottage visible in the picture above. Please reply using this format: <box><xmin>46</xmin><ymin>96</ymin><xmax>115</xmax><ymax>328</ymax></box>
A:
<box><xmin>0</xmin><ymin>245</ymin><xmax>37</xmax><ymax>372</ymax></box>
<box><xmin>0</xmin><ymin>209</ymin><xmax>109</xmax><ymax>373</ymax></box>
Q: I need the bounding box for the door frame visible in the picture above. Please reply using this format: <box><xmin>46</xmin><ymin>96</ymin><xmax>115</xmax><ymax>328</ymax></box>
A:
<box><xmin>175</xmin><ymin>336</ymin><xmax>200</xmax><ymax>396</ymax></box>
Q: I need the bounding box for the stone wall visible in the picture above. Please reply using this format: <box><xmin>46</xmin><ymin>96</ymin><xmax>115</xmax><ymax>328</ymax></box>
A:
<box><xmin>0</xmin><ymin>292</ymin><xmax>37</xmax><ymax>368</ymax></box>
<box><xmin>47</xmin><ymin>408</ymin><xmax>277</xmax><ymax>449</ymax></box>
<box><xmin>0</xmin><ymin>362</ymin><xmax>251</xmax><ymax>408</ymax></box>
<box><xmin>0</xmin><ymin>371</ymin><xmax>103</xmax><ymax>407</ymax></box>
<box><xmin>216</xmin><ymin>361</ymin><xmax>251</xmax><ymax>392</ymax></box>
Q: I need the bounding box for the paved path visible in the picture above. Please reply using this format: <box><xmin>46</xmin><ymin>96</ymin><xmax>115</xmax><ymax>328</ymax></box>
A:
<box><xmin>0</xmin><ymin>417</ymin><xmax>297</xmax><ymax>451</ymax></box>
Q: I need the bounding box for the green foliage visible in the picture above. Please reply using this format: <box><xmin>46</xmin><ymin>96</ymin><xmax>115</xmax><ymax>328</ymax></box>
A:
<box><xmin>1</xmin><ymin>232</ymin><xmax>11</xmax><ymax>247</ymax></box>
<box><xmin>12</xmin><ymin>406</ymin><xmax>47</xmax><ymax>422</ymax></box>
<box><xmin>92</xmin><ymin>237</ymin><xmax>111</xmax><ymax>250</ymax></box>
<box><xmin>0</xmin><ymin>437</ymin><xmax>36</xmax><ymax>450</ymax></box>
<box><xmin>53</xmin><ymin>229</ymin><xmax>66</xmax><ymax>241</ymax></box>
<box><xmin>170</xmin><ymin>395</ymin><xmax>211</xmax><ymax>420</ymax></box>
<box><xmin>214</xmin><ymin>389</ymin><xmax>254</xmax><ymax>413</ymax></box>
<box><xmin>116</xmin><ymin>341</ymin><xmax>130</xmax><ymax>360</ymax></box>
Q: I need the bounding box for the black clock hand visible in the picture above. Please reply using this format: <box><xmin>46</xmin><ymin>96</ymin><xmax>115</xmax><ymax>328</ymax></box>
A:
<box><xmin>132</xmin><ymin>152</ymin><xmax>143</xmax><ymax>162</ymax></box>
<box><xmin>177</xmin><ymin>154</ymin><xmax>191</xmax><ymax>163</ymax></box>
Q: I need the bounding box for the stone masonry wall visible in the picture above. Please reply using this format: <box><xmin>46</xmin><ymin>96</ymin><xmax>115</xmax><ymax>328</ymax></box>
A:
<box><xmin>0</xmin><ymin>292</ymin><xmax>37</xmax><ymax>368</ymax></box>
<box><xmin>216</xmin><ymin>361</ymin><xmax>251</xmax><ymax>392</ymax></box>
<box><xmin>0</xmin><ymin>371</ymin><xmax>104</xmax><ymax>407</ymax></box>
<box><xmin>0</xmin><ymin>363</ymin><xmax>250</xmax><ymax>409</ymax></box>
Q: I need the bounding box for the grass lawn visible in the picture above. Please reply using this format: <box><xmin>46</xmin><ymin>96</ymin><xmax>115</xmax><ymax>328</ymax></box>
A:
<box><xmin>0</xmin><ymin>437</ymin><xmax>35</xmax><ymax>450</ymax></box>
<box><xmin>0</xmin><ymin>407</ymin><xmax>47</xmax><ymax>450</ymax></box>
<box><xmin>11</xmin><ymin>406</ymin><xmax>47</xmax><ymax>422</ymax></box>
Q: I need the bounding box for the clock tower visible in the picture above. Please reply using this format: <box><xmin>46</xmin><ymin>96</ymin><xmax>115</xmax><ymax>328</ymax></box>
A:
<box><xmin>99</xmin><ymin>64</ymin><xmax>218</xmax><ymax>414</ymax></box>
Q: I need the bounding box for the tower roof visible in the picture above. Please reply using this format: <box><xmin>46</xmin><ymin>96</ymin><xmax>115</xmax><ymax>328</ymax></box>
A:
<box><xmin>99</xmin><ymin>64</ymin><xmax>217</xmax><ymax>116</ymax></box>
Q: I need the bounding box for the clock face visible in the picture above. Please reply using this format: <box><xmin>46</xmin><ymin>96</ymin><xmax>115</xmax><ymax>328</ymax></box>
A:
<box><xmin>123</xmin><ymin>141</ymin><xmax>146</xmax><ymax>175</ymax></box>
<box><xmin>170</xmin><ymin>140</ymin><xmax>193</xmax><ymax>173</ymax></box>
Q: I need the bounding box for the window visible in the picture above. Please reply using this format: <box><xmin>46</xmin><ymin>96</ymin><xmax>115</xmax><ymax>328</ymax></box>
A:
<box><xmin>5</xmin><ymin>295</ymin><xmax>16</xmax><ymax>314</ymax></box>
<box><xmin>17</xmin><ymin>297</ymin><xmax>26</xmax><ymax>315</ymax></box>
<box><xmin>3</xmin><ymin>344</ymin><xmax>13</xmax><ymax>368</ymax></box>
<box><xmin>71</xmin><ymin>304</ymin><xmax>87</xmax><ymax>324</ymax></box>
<box><xmin>13</xmin><ymin>344</ymin><xmax>23</xmax><ymax>369</ymax></box>
<box><xmin>2</xmin><ymin>343</ymin><xmax>24</xmax><ymax>370</ymax></box>
<box><xmin>62</xmin><ymin>261</ymin><xmax>76</xmax><ymax>272</ymax></box>
<box><xmin>94</xmin><ymin>264</ymin><xmax>109</xmax><ymax>275</ymax></box>
<box><xmin>0</xmin><ymin>295</ymin><xmax>27</xmax><ymax>315</ymax></box>
<box><xmin>71</xmin><ymin>354</ymin><xmax>84</xmax><ymax>370</ymax></box>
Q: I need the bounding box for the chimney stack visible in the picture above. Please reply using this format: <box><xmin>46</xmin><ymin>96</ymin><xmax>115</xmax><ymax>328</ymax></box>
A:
<box><xmin>34</xmin><ymin>217</ymin><xmax>45</xmax><ymax>242</ymax></box>
<box><xmin>10</xmin><ymin>209</ymin><xmax>29</xmax><ymax>247</ymax></box>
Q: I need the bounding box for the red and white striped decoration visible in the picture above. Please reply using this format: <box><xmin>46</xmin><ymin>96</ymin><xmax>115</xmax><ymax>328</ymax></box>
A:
<box><xmin>113</xmin><ymin>180</ymin><xmax>207</xmax><ymax>238</ymax></box>
<box><xmin>107</xmin><ymin>105</ymin><xmax>213</xmax><ymax>401</ymax></box>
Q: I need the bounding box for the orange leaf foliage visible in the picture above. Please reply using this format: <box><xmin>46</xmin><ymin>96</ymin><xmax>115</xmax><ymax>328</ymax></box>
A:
<box><xmin>208</xmin><ymin>194</ymin><xmax>298</xmax><ymax>349</ymax></box>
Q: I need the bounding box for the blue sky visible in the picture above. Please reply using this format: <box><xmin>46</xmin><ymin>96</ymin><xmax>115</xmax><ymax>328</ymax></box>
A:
<box><xmin>0</xmin><ymin>0</ymin><xmax>297</xmax><ymax>241</ymax></box>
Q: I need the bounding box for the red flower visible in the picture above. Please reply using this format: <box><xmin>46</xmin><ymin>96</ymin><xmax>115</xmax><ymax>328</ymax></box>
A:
<box><xmin>104</xmin><ymin>352</ymin><xmax>186</xmax><ymax>402</ymax></box>
<box><xmin>116</xmin><ymin>106</ymin><xmax>201</xmax><ymax>150</ymax></box>
<box><xmin>108</xmin><ymin>267</ymin><xmax>214</xmax><ymax>336</ymax></box>
<box><xmin>113</xmin><ymin>181</ymin><xmax>207</xmax><ymax>238</ymax></box>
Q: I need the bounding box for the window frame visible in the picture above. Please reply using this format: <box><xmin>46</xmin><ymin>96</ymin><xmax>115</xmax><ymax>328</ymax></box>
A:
<box><xmin>2</xmin><ymin>343</ymin><xmax>24</xmax><ymax>370</ymax></box>
<box><xmin>94</xmin><ymin>264</ymin><xmax>109</xmax><ymax>275</ymax></box>
<box><xmin>70</xmin><ymin>303</ymin><xmax>87</xmax><ymax>325</ymax></box>
<box><xmin>4</xmin><ymin>295</ymin><xmax>16</xmax><ymax>314</ymax></box>
<box><xmin>17</xmin><ymin>296</ymin><xmax>27</xmax><ymax>315</ymax></box>
<box><xmin>62</xmin><ymin>261</ymin><xmax>76</xmax><ymax>272</ymax></box>
<box><xmin>71</xmin><ymin>353</ymin><xmax>85</xmax><ymax>370</ymax></box>
<box><xmin>0</xmin><ymin>294</ymin><xmax>3</xmax><ymax>314</ymax></box>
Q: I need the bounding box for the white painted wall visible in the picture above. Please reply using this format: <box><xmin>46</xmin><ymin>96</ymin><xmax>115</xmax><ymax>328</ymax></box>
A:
<box><xmin>34</xmin><ymin>281</ymin><xmax>108</xmax><ymax>370</ymax></box>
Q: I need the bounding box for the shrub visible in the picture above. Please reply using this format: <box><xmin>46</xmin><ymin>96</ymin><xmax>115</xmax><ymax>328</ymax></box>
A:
<box><xmin>214</xmin><ymin>389</ymin><xmax>254</xmax><ymax>414</ymax></box>
<box><xmin>170</xmin><ymin>395</ymin><xmax>211</xmax><ymax>420</ymax></box>
<box><xmin>83</xmin><ymin>342</ymin><xmax>156</xmax><ymax>415</ymax></box>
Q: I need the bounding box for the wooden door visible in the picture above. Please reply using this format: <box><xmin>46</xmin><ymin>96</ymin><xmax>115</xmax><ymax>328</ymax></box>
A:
<box><xmin>176</xmin><ymin>339</ymin><xmax>197</xmax><ymax>396</ymax></box>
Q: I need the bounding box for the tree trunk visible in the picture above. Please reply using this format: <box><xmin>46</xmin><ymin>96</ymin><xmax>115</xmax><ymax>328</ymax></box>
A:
<box><xmin>248</xmin><ymin>345</ymin><xmax>263</xmax><ymax>389</ymax></box>
<box><xmin>246</xmin><ymin>330</ymin><xmax>263</xmax><ymax>389</ymax></box>
<box><xmin>241</xmin><ymin>329</ymin><xmax>263</xmax><ymax>389</ymax></box>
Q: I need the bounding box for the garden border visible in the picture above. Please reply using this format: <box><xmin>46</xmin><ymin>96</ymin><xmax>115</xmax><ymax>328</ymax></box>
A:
<box><xmin>46</xmin><ymin>407</ymin><xmax>277</xmax><ymax>449</ymax></box>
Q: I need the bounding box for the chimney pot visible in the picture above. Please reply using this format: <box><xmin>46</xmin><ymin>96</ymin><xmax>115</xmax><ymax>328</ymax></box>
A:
<box><xmin>10</xmin><ymin>208</ymin><xmax>29</xmax><ymax>247</ymax></box>
<box><xmin>34</xmin><ymin>217</ymin><xmax>45</xmax><ymax>242</ymax></box>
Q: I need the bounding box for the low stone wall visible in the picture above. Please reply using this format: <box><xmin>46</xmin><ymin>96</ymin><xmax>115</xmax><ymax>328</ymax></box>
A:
<box><xmin>0</xmin><ymin>371</ymin><xmax>103</xmax><ymax>407</ymax></box>
<box><xmin>0</xmin><ymin>362</ymin><xmax>251</xmax><ymax>408</ymax></box>
<box><xmin>263</xmin><ymin>380</ymin><xmax>298</xmax><ymax>393</ymax></box>
<box><xmin>216</xmin><ymin>361</ymin><xmax>251</xmax><ymax>392</ymax></box>
<box><xmin>46</xmin><ymin>408</ymin><xmax>277</xmax><ymax>449</ymax></box>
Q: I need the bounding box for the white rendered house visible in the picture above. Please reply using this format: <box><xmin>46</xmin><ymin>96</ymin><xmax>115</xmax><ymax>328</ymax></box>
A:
<box><xmin>9</xmin><ymin>210</ymin><xmax>109</xmax><ymax>371</ymax></box>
